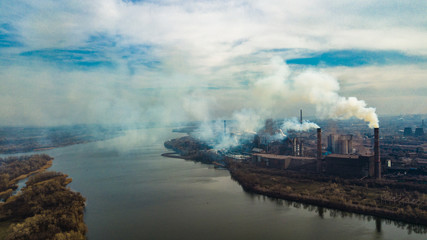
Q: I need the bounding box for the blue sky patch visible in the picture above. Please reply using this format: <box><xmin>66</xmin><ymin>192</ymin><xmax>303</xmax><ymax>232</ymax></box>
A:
<box><xmin>20</xmin><ymin>48</ymin><xmax>115</xmax><ymax>69</ymax></box>
<box><xmin>86</xmin><ymin>34</ymin><xmax>118</xmax><ymax>48</ymax></box>
<box><xmin>18</xmin><ymin>33</ymin><xmax>159</xmax><ymax>71</ymax></box>
<box><xmin>285</xmin><ymin>50</ymin><xmax>427</xmax><ymax>67</ymax></box>
<box><xmin>0</xmin><ymin>23</ymin><xmax>23</xmax><ymax>48</ymax></box>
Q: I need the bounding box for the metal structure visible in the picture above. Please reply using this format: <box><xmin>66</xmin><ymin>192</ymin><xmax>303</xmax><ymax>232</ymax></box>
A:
<box><xmin>374</xmin><ymin>128</ymin><xmax>381</xmax><ymax>179</ymax></box>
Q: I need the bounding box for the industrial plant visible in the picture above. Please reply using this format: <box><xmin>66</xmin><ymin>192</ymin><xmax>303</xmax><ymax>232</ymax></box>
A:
<box><xmin>249</xmin><ymin>122</ymin><xmax>383</xmax><ymax>179</ymax></box>
<box><xmin>164</xmin><ymin>113</ymin><xmax>427</xmax><ymax>226</ymax></box>
<box><xmin>166</xmin><ymin>112</ymin><xmax>427</xmax><ymax>180</ymax></box>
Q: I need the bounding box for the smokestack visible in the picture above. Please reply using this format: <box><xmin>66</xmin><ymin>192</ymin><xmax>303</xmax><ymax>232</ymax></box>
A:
<box><xmin>300</xmin><ymin>109</ymin><xmax>303</xmax><ymax>124</ymax></box>
<box><xmin>374</xmin><ymin>128</ymin><xmax>381</xmax><ymax>179</ymax></box>
<box><xmin>224</xmin><ymin>120</ymin><xmax>226</xmax><ymax>135</ymax></box>
<box><xmin>317</xmin><ymin>128</ymin><xmax>322</xmax><ymax>172</ymax></box>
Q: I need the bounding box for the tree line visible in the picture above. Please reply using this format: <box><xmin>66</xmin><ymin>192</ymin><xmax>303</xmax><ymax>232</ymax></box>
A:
<box><xmin>0</xmin><ymin>171</ymin><xmax>87</xmax><ymax>240</ymax></box>
<box><xmin>0</xmin><ymin>154</ymin><xmax>52</xmax><ymax>200</ymax></box>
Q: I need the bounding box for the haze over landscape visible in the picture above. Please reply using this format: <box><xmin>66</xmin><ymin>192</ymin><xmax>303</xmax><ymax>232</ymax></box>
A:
<box><xmin>1</xmin><ymin>0</ymin><xmax>426</xmax><ymax>127</ymax></box>
<box><xmin>1</xmin><ymin>1</ymin><xmax>427</xmax><ymax>240</ymax></box>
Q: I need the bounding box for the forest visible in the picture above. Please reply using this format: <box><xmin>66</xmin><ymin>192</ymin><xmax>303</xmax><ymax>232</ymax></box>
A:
<box><xmin>0</xmin><ymin>154</ymin><xmax>53</xmax><ymax>200</ymax></box>
<box><xmin>0</xmin><ymin>155</ymin><xmax>86</xmax><ymax>240</ymax></box>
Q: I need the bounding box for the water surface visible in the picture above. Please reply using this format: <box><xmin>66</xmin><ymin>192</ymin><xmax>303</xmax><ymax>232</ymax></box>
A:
<box><xmin>39</xmin><ymin>128</ymin><xmax>426</xmax><ymax>240</ymax></box>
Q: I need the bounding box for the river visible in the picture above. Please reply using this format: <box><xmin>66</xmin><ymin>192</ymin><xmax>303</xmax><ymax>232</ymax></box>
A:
<box><xmin>26</xmin><ymin>127</ymin><xmax>425</xmax><ymax>240</ymax></box>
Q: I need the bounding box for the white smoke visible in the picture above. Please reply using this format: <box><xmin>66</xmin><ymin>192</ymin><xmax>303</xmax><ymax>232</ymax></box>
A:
<box><xmin>214</xmin><ymin>134</ymin><xmax>240</xmax><ymax>150</ymax></box>
<box><xmin>192</xmin><ymin>109</ymin><xmax>264</xmax><ymax>150</ymax></box>
<box><xmin>261</xmin><ymin>129</ymin><xmax>287</xmax><ymax>143</ymax></box>
<box><xmin>281</xmin><ymin>118</ymin><xmax>320</xmax><ymax>133</ymax></box>
<box><xmin>194</xmin><ymin>120</ymin><xmax>222</xmax><ymax>144</ymax></box>
<box><xmin>294</xmin><ymin>70</ymin><xmax>379</xmax><ymax>128</ymax></box>
<box><xmin>253</xmin><ymin>56</ymin><xmax>379</xmax><ymax>128</ymax></box>
<box><xmin>231</xmin><ymin>109</ymin><xmax>264</xmax><ymax>134</ymax></box>
<box><xmin>193</xmin><ymin>56</ymin><xmax>380</xmax><ymax>150</ymax></box>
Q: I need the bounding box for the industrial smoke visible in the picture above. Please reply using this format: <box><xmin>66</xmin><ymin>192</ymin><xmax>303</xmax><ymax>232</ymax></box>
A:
<box><xmin>254</xmin><ymin>57</ymin><xmax>379</xmax><ymax>128</ymax></box>
<box><xmin>294</xmin><ymin>71</ymin><xmax>379</xmax><ymax>128</ymax></box>
<box><xmin>281</xmin><ymin>118</ymin><xmax>320</xmax><ymax>133</ymax></box>
<box><xmin>193</xmin><ymin>109</ymin><xmax>264</xmax><ymax>150</ymax></box>
<box><xmin>193</xmin><ymin>56</ymin><xmax>380</xmax><ymax>149</ymax></box>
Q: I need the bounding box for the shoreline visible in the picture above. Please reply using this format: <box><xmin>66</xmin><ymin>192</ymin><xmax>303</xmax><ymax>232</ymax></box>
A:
<box><xmin>227</xmin><ymin>161</ymin><xmax>427</xmax><ymax>226</ymax></box>
<box><xmin>161</xmin><ymin>152</ymin><xmax>188</xmax><ymax>159</ymax></box>
<box><xmin>0</xmin><ymin>155</ymin><xmax>87</xmax><ymax>239</ymax></box>
<box><xmin>12</xmin><ymin>160</ymin><xmax>53</xmax><ymax>183</ymax></box>
<box><xmin>163</xmin><ymin>134</ymin><xmax>427</xmax><ymax>227</ymax></box>
<box><xmin>0</xmin><ymin>159</ymin><xmax>53</xmax><ymax>198</ymax></box>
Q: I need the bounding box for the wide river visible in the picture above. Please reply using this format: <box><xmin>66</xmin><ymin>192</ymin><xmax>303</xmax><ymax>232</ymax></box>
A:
<box><xmin>32</xmin><ymin>127</ymin><xmax>424</xmax><ymax>240</ymax></box>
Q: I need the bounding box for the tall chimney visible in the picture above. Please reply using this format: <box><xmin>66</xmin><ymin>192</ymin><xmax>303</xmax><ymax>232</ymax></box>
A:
<box><xmin>224</xmin><ymin>120</ymin><xmax>226</xmax><ymax>135</ymax></box>
<box><xmin>317</xmin><ymin>128</ymin><xmax>322</xmax><ymax>172</ymax></box>
<box><xmin>374</xmin><ymin>128</ymin><xmax>381</xmax><ymax>179</ymax></box>
<box><xmin>300</xmin><ymin>109</ymin><xmax>303</xmax><ymax>124</ymax></box>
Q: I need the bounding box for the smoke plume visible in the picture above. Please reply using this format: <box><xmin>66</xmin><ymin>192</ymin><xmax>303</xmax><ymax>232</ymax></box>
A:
<box><xmin>192</xmin><ymin>56</ymin><xmax>379</xmax><ymax>150</ymax></box>
<box><xmin>192</xmin><ymin>109</ymin><xmax>263</xmax><ymax>150</ymax></box>
<box><xmin>253</xmin><ymin>56</ymin><xmax>379</xmax><ymax>128</ymax></box>
<box><xmin>281</xmin><ymin>118</ymin><xmax>320</xmax><ymax>133</ymax></box>
<box><xmin>294</xmin><ymin>71</ymin><xmax>379</xmax><ymax>128</ymax></box>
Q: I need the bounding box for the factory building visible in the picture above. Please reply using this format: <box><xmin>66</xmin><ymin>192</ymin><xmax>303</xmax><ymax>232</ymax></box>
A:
<box><xmin>327</xmin><ymin>134</ymin><xmax>353</xmax><ymax>154</ymax></box>
<box><xmin>292</xmin><ymin>137</ymin><xmax>304</xmax><ymax>156</ymax></box>
<box><xmin>415</xmin><ymin>128</ymin><xmax>425</xmax><ymax>137</ymax></box>
<box><xmin>317</xmin><ymin>128</ymin><xmax>322</xmax><ymax>172</ymax></box>
<box><xmin>404</xmin><ymin>127</ymin><xmax>413</xmax><ymax>137</ymax></box>
<box><xmin>324</xmin><ymin>128</ymin><xmax>380</xmax><ymax>178</ymax></box>
<box><xmin>325</xmin><ymin>154</ymin><xmax>375</xmax><ymax>178</ymax></box>
<box><xmin>252</xmin><ymin>153</ymin><xmax>316</xmax><ymax>171</ymax></box>
<box><xmin>250</xmin><ymin>123</ymin><xmax>382</xmax><ymax>179</ymax></box>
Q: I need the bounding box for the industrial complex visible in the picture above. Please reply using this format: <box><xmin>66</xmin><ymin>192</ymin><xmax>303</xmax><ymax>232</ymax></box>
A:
<box><xmin>164</xmin><ymin>113</ymin><xmax>427</xmax><ymax>226</ymax></box>
<box><xmin>248</xmin><ymin>125</ymin><xmax>383</xmax><ymax>179</ymax></box>
<box><xmin>166</xmin><ymin>112</ymin><xmax>427</xmax><ymax>180</ymax></box>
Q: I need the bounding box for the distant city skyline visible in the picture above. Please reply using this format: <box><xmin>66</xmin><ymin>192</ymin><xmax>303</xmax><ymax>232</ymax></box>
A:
<box><xmin>1</xmin><ymin>0</ymin><xmax>426</xmax><ymax>126</ymax></box>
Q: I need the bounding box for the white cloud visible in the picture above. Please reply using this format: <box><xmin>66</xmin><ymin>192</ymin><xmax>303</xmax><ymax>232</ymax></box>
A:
<box><xmin>3</xmin><ymin>0</ymin><xmax>427</xmax><ymax>55</ymax></box>
<box><xmin>0</xmin><ymin>0</ymin><xmax>426</xmax><ymax>126</ymax></box>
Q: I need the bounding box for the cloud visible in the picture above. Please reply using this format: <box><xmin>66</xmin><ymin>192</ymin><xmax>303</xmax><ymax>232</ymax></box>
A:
<box><xmin>3</xmin><ymin>0</ymin><xmax>427</xmax><ymax>54</ymax></box>
<box><xmin>0</xmin><ymin>0</ymin><xmax>426</xmax><ymax>126</ymax></box>
<box><xmin>323</xmin><ymin>64</ymin><xmax>427</xmax><ymax>115</ymax></box>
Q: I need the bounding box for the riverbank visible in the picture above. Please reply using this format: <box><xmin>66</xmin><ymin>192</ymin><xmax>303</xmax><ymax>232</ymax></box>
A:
<box><xmin>0</xmin><ymin>154</ymin><xmax>54</xmax><ymax>199</ymax></box>
<box><xmin>227</xmin><ymin>160</ymin><xmax>427</xmax><ymax>226</ymax></box>
<box><xmin>164</xmin><ymin>135</ymin><xmax>427</xmax><ymax>226</ymax></box>
<box><xmin>0</xmin><ymin>125</ymin><xmax>124</xmax><ymax>154</ymax></box>
<box><xmin>0</xmin><ymin>154</ymin><xmax>87</xmax><ymax>239</ymax></box>
<box><xmin>0</xmin><ymin>171</ymin><xmax>87</xmax><ymax>240</ymax></box>
<box><xmin>11</xmin><ymin>159</ymin><xmax>52</xmax><ymax>183</ymax></box>
<box><xmin>0</xmin><ymin>159</ymin><xmax>53</xmax><ymax>199</ymax></box>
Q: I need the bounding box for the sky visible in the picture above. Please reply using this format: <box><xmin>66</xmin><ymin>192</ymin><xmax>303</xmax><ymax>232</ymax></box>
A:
<box><xmin>0</xmin><ymin>0</ymin><xmax>427</xmax><ymax>127</ymax></box>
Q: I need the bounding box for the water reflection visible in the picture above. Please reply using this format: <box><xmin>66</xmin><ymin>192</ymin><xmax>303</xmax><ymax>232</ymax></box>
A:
<box><xmin>242</xmin><ymin>191</ymin><xmax>427</xmax><ymax>235</ymax></box>
<box><xmin>318</xmin><ymin>206</ymin><xmax>324</xmax><ymax>219</ymax></box>
<box><xmin>376</xmin><ymin>218</ymin><xmax>382</xmax><ymax>233</ymax></box>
